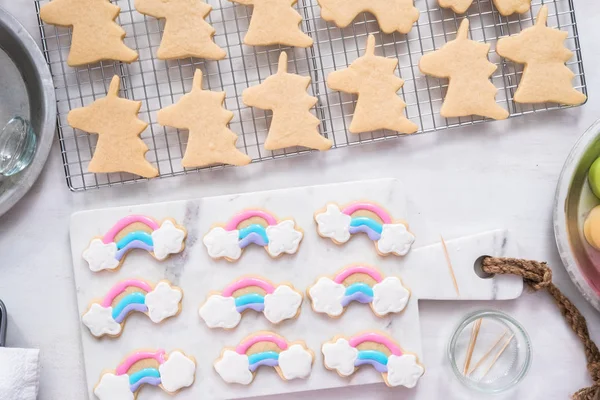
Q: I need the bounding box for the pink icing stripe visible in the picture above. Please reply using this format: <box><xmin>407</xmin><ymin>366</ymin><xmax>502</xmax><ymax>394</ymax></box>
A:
<box><xmin>235</xmin><ymin>334</ymin><xmax>288</xmax><ymax>355</ymax></box>
<box><xmin>341</xmin><ymin>202</ymin><xmax>392</xmax><ymax>224</ymax></box>
<box><xmin>333</xmin><ymin>266</ymin><xmax>383</xmax><ymax>284</ymax></box>
<box><xmin>116</xmin><ymin>350</ymin><xmax>166</xmax><ymax>375</ymax></box>
<box><xmin>349</xmin><ymin>333</ymin><xmax>403</xmax><ymax>356</ymax></box>
<box><xmin>222</xmin><ymin>277</ymin><xmax>276</xmax><ymax>297</ymax></box>
<box><xmin>223</xmin><ymin>210</ymin><xmax>278</xmax><ymax>231</ymax></box>
<box><xmin>101</xmin><ymin>280</ymin><xmax>153</xmax><ymax>307</ymax></box>
<box><xmin>102</xmin><ymin>215</ymin><xmax>160</xmax><ymax>244</ymax></box>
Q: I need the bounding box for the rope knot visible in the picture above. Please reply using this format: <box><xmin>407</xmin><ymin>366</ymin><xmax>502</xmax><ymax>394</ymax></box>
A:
<box><xmin>527</xmin><ymin>262</ymin><xmax>552</xmax><ymax>291</ymax></box>
<box><xmin>589</xmin><ymin>362</ymin><xmax>600</xmax><ymax>382</ymax></box>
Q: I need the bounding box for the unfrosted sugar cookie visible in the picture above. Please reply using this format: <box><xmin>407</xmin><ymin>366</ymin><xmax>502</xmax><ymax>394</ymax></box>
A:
<box><xmin>39</xmin><ymin>0</ymin><xmax>138</xmax><ymax>66</ymax></box>
<box><xmin>203</xmin><ymin>209</ymin><xmax>303</xmax><ymax>261</ymax></box>
<box><xmin>82</xmin><ymin>279</ymin><xmax>183</xmax><ymax>338</ymax></box>
<box><xmin>200</xmin><ymin>277</ymin><xmax>302</xmax><ymax>328</ymax></box>
<box><xmin>439</xmin><ymin>0</ymin><xmax>530</xmax><ymax>15</ymax></box>
<box><xmin>214</xmin><ymin>331</ymin><xmax>314</xmax><ymax>384</ymax></box>
<box><xmin>322</xmin><ymin>332</ymin><xmax>424</xmax><ymax>388</ymax></box>
<box><xmin>94</xmin><ymin>349</ymin><xmax>196</xmax><ymax>399</ymax></box>
<box><xmin>307</xmin><ymin>265</ymin><xmax>410</xmax><ymax>318</ymax></box>
<box><xmin>314</xmin><ymin>201</ymin><xmax>415</xmax><ymax>256</ymax></box>
<box><xmin>83</xmin><ymin>215</ymin><xmax>186</xmax><ymax>272</ymax></box>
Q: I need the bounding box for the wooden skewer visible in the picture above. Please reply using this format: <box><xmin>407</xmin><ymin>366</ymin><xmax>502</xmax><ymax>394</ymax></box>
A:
<box><xmin>481</xmin><ymin>333</ymin><xmax>515</xmax><ymax>378</ymax></box>
<box><xmin>440</xmin><ymin>235</ymin><xmax>460</xmax><ymax>296</ymax></box>
<box><xmin>467</xmin><ymin>330</ymin><xmax>508</xmax><ymax>376</ymax></box>
<box><xmin>463</xmin><ymin>318</ymin><xmax>482</xmax><ymax>375</ymax></box>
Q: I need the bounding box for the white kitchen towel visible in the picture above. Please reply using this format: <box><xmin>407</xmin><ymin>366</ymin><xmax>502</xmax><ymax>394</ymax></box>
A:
<box><xmin>0</xmin><ymin>347</ymin><xmax>40</xmax><ymax>400</ymax></box>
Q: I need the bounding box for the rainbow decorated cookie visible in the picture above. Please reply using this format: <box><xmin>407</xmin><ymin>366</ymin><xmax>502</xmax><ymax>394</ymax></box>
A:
<box><xmin>94</xmin><ymin>349</ymin><xmax>196</xmax><ymax>399</ymax></box>
<box><xmin>322</xmin><ymin>332</ymin><xmax>424</xmax><ymax>388</ymax></box>
<box><xmin>203</xmin><ymin>209</ymin><xmax>303</xmax><ymax>261</ymax></box>
<box><xmin>307</xmin><ymin>265</ymin><xmax>410</xmax><ymax>318</ymax></box>
<box><xmin>82</xmin><ymin>279</ymin><xmax>183</xmax><ymax>338</ymax></box>
<box><xmin>314</xmin><ymin>202</ymin><xmax>415</xmax><ymax>256</ymax></box>
<box><xmin>83</xmin><ymin>215</ymin><xmax>187</xmax><ymax>272</ymax></box>
<box><xmin>214</xmin><ymin>331</ymin><xmax>314</xmax><ymax>384</ymax></box>
<box><xmin>199</xmin><ymin>276</ymin><xmax>303</xmax><ymax>329</ymax></box>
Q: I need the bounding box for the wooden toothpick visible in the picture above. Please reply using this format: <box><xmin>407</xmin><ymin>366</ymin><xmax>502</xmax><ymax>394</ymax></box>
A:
<box><xmin>467</xmin><ymin>330</ymin><xmax>508</xmax><ymax>376</ymax></box>
<box><xmin>481</xmin><ymin>333</ymin><xmax>515</xmax><ymax>378</ymax></box>
<box><xmin>463</xmin><ymin>318</ymin><xmax>482</xmax><ymax>375</ymax></box>
<box><xmin>440</xmin><ymin>235</ymin><xmax>460</xmax><ymax>296</ymax></box>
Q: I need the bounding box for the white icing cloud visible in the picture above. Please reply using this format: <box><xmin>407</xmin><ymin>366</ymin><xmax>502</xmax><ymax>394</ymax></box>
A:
<box><xmin>315</xmin><ymin>204</ymin><xmax>352</xmax><ymax>243</ymax></box>
<box><xmin>151</xmin><ymin>220</ymin><xmax>186</xmax><ymax>260</ymax></box>
<box><xmin>94</xmin><ymin>373</ymin><xmax>133</xmax><ymax>400</ymax></box>
<box><xmin>145</xmin><ymin>282</ymin><xmax>182</xmax><ymax>323</ymax></box>
<box><xmin>83</xmin><ymin>238</ymin><xmax>119</xmax><ymax>272</ymax></box>
<box><xmin>263</xmin><ymin>285</ymin><xmax>303</xmax><ymax>324</ymax></box>
<box><xmin>199</xmin><ymin>295</ymin><xmax>241</xmax><ymax>329</ymax></box>
<box><xmin>372</xmin><ymin>277</ymin><xmax>410</xmax><ymax>316</ymax></box>
<box><xmin>386</xmin><ymin>354</ymin><xmax>424</xmax><ymax>388</ymax></box>
<box><xmin>278</xmin><ymin>344</ymin><xmax>313</xmax><ymax>380</ymax></box>
<box><xmin>214</xmin><ymin>350</ymin><xmax>253</xmax><ymax>385</ymax></box>
<box><xmin>376</xmin><ymin>223</ymin><xmax>415</xmax><ymax>256</ymax></box>
<box><xmin>322</xmin><ymin>338</ymin><xmax>358</xmax><ymax>377</ymax></box>
<box><xmin>82</xmin><ymin>303</ymin><xmax>121</xmax><ymax>337</ymax></box>
<box><xmin>265</xmin><ymin>220</ymin><xmax>303</xmax><ymax>257</ymax></box>
<box><xmin>308</xmin><ymin>277</ymin><xmax>345</xmax><ymax>317</ymax></box>
<box><xmin>159</xmin><ymin>351</ymin><xmax>196</xmax><ymax>393</ymax></box>
<box><xmin>203</xmin><ymin>227</ymin><xmax>242</xmax><ymax>260</ymax></box>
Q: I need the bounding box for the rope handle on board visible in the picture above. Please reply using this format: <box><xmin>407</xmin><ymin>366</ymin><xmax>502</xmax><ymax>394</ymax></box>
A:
<box><xmin>482</xmin><ymin>257</ymin><xmax>600</xmax><ymax>400</ymax></box>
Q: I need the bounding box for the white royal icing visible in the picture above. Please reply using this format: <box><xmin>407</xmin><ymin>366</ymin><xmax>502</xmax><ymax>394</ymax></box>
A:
<box><xmin>263</xmin><ymin>285</ymin><xmax>303</xmax><ymax>324</ymax></box>
<box><xmin>322</xmin><ymin>338</ymin><xmax>358</xmax><ymax>377</ymax></box>
<box><xmin>82</xmin><ymin>303</ymin><xmax>121</xmax><ymax>337</ymax></box>
<box><xmin>151</xmin><ymin>220</ymin><xmax>186</xmax><ymax>260</ymax></box>
<box><xmin>372</xmin><ymin>277</ymin><xmax>410</xmax><ymax>316</ymax></box>
<box><xmin>83</xmin><ymin>238</ymin><xmax>119</xmax><ymax>272</ymax></box>
<box><xmin>386</xmin><ymin>354</ymin><xmax>424</xmax><ymax>388</ymax></box>
<box><xmin>159</xmin><ymin>351</ymin><xmax>196</xmax><ymax>393</ymax></box>
<box><xmin>376</xmin><ymin>223</ymin><xmax>415</xmax><ymax>256</ymax></box>
<box><xmin>278</xmin><ymin>344</ymin><xmax>313</xmax><ymax>380</ymax></box>
<box><xmin>203</xmin><ymin>227</ymin><xmax>242</xmax><ymax>260</ymax></box>
<box><xmin>199</xmin><ymin>295</ymin><xmax>241</xmax><ymax>329</ymax></box>
<box><xmin>315</xmin><ymin>204</ymin><xmax>352</xmax><ymax>243</ymax></box>
<box><xmin>214</xmin><ymin>350</ymin><xmax>253</xmax><ymax>385</ymax></box>
<box><xmin>94</xmin><ymin>373</ymin><xmax>133</xmax><ymax>400</ymax></box>
<box><xmin>265</xmin><ymin>220</ymin><xmax>303</xmax><ymax>257</ymax></box>
<box><xmin>144</xmin><ymin>282</ymin><xmax>182</xmax><ymax>323</ymax></box>
<box><xmin>308</xmin><ymin>277</ymin><xmax>345</xmax><ymax>317</ymax></box>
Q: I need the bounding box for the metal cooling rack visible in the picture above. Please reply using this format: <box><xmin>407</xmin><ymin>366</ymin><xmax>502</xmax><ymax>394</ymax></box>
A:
<box><xmin>35</xmin><ymin>0</ymin><xmax>586</xmax><ymax>191</ymax></box>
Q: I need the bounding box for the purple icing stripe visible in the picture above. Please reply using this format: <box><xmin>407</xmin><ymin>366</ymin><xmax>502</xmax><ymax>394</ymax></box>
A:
<box><xmin>130</xmin><ymin>376</ymin><xmax>161</xmax><ymax>392</ymax></box>
<box><xmin>249</xmin><ymin>358</ymin><xmax>278</xmax><ymax>372</ymax></box>
<box><xmin>349</xmin><ymin>225</ymin><xmax>381</xmax><ymax>241</ymax></box>
<box><xmin>115</xmin><ymin>240</ymin><xmax>154</xmax><ymax>260</ymax></box>
<box><xmin>236</xmin><ymin>303</ymin><xmax>265</xmax><ymax>313</ymax></box>
<box><xmin>239</xmin><ymin>232</ymin><xmax>268</xmax><ymax>248</ymax></box>
<box><xmin>115</xmin><ymin>303</ymin><xmax>149</xmax><ymax>323</ymax></box>
<box><xmin>341</xmin><ymin>292</ymin><xmax>373</xmax><ymax>307</ymax></box>
<box><xmin>355</xmin><ymin>358</ymin><xmax>388</xmax><ymax>373</ymax></box>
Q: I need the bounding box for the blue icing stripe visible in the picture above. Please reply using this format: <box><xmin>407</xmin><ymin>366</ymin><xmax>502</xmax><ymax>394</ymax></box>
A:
<box><xmin>234</xmin><ymin>293</ymin><xmax>265</xmax><ymax>307</ymax></box>
<box><xmin>116</xmin><ymin>231</ymin><xmax>153</xmax><ymax>250</ymax></box>
<box><xmin>129</xmin><ymin>368</ymin><xmax>160</xmax><ymax>385</ymax></box>
<box><xmin>112</xmin><ymin>292</ymin><xmax>146</xmax><ymax>319</ymax></box>
<box><xmin>238</xmin><ymin>224</ymin><xmax>269</xmax><ymax>243</ymax></box>
<box><xmin>248</xmin><ymin>351</ymin><xmax>279</xmax><ymax>365</ymax></box>
<box><xmin>358</xmin><ymin>350</ymin><xmax>389</xmax><ymax>366</ymax></box>
<box><xmin>350</xmin><ymin>217</ymin><xmax>383</xmax><ymax>234</ymax></box>
<box><xmin>345</xmin><ymin>282</ymin><xmax>374</xmax><ymax>297</ymax></box>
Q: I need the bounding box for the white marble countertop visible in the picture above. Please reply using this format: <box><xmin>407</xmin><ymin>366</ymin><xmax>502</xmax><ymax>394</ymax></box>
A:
<box><xmin>1</xmin><ymin>0</ymin><xmax>600</xmax><ymax>399</ymax></box>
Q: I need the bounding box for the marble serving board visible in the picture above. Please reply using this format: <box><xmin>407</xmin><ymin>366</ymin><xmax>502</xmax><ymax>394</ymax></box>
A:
<box><xmin>70</xmin><ymin>178</ymin><xmax>523</xmax><ymax>400</ymax></box>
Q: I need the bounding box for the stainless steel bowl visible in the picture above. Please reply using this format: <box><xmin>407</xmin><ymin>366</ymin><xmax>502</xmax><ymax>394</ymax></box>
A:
<box><xmin>554</xmin><ymin>120</ymin><xmax>600</xmax><ymax>312</ymax></box>
<box><xmin>0</xmin><ymin>7</ymin><xmax>55</xmax><ymax>217</ymax></box>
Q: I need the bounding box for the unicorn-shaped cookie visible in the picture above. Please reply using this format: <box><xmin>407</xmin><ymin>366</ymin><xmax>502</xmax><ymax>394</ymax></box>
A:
<box><xmin>327</xmin><ymin>35</ymin><xmax>418</xmax><ymax>134</ymax></box>
<box><xmin>419</xmin><ymin>19</ymin><xmax>509</xmax><ymax>120</ymax></box>
<box><xmin>322</xmin><ymin>332</ymin><xmax>424</xmax><ymax>388</ymax></box>
<box><xmin>39</xmin><ymin>0</ymin><xmax>138</xmax><ymax>66</ymax></box>
<box><xmin>243</xmin><ymin>52</ymin><xmax>333</xmax><ymax>151</ymax></box>
<box><xmin>439</xmin><ymin>0</ymin><xmax>530</xmax><ymax>16</ymax></box>
<box><xmin>214</xmin><ymin>332</ymin><xmax>314</xmax><ymax>384</ymax></box>
<box><xmin>496</xmin><ymin>6</ymin><xmax>586</xmax><ymax>106</ymax></box>
<box><xmin>94</xmin><ymin>349</ymin><xmax>195</xmax><ymax>399</ymax></box>
<box><xmin>200</xmin><ymin>277</ymin><xmax>303</xmax><ymax>328</ymax></box>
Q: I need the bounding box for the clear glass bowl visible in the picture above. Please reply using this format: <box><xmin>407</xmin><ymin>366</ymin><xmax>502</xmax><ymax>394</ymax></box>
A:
<box><xmin>447</xmin><ymin>310</ymin><xmax>532</xmax><ymax>393</ymax></box>
<box><xmin>0</xmin><ymin>116</ymin><xmax>36</xmax><ymax>177</ymax></box>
